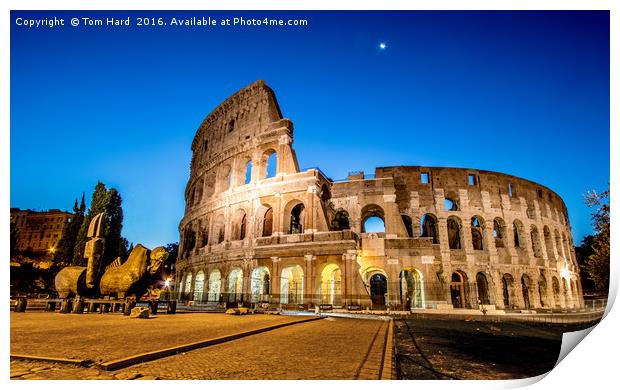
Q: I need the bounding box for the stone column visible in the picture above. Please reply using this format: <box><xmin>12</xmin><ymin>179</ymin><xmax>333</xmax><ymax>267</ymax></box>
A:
<box><xmin>271</xmin><ymin>257</ymin><xmax>281</xmax><ymax>304</ymax></box>
<box><xmin>304</xmin><ymin>254</ymin><xmax>315</xmax><ymax>304</ymax></box>
<box><xmin>306</xmin><ymin>186</ymin><xmax>316</xmax><ymax>233</ymax></box>
<box><xmin>343</xmin><ymin>251</ymin><xmax>357</xmax><ymax>305</ymax></box>
<box><xmin>274</xmin><ymin>192</ymin><xmax>283</xmax><ymax>235</ymax></box>
<box><xmin>383</xmin><ymin>194</ymin><xmax>405</xmax><ymax>237</ymax></box>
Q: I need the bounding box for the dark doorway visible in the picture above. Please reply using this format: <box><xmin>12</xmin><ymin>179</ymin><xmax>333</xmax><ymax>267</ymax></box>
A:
<box><xmin>370</xmin><ymin>274</ymin><xmax>387</xmax><ymax>307</ymax></box>
<box><xmin>450</xmin><ymin>272</ymin><xmax>466</xmax><ymax>308</ymax></box>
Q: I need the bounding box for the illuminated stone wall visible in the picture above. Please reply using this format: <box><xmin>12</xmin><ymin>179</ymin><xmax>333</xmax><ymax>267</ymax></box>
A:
<box><xmin>176</xmin><ymin>80</ymin><xmax>583</xmax><ymax>312</ymax></box>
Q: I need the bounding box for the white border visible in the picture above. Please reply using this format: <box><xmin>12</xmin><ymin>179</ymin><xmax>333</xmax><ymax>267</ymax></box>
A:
<box><xmin>3</xmin><ymin>2</ymin><xmax>616</xmax><ymax>390</ymax></box>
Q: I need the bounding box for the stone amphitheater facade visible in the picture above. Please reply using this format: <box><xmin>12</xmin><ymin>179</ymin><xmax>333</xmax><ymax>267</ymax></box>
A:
<box><xmin>175</xmin><ymin>80</ymin><xmax>584</xmax><ymax>312</ymax></box>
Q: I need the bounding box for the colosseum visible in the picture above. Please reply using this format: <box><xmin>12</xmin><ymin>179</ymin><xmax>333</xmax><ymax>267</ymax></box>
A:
<box><xmin>174</xmin><ymin>80</ymin><xmax>584</xmax><ymax>313</ymax></box>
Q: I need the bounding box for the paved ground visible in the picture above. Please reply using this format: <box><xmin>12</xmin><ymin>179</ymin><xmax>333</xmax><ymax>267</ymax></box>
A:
<box><xmin>393</xmin><ymin>318</ymin><xmax>599</xmax><ymax>380</ymax></box>
<box><xmin>11</xmin><ymin>315</ymin><xmax>389</xmax><ymax>380</ymax></box>
<box><xmin>10</xmin><ymin>312</ymin><xmax>302</xmax><ymax>362</ymax></box>
<box><xmin>11</xmin><ymin>311</ymin><xmax>598</xmax><ymax>380</ymax></box>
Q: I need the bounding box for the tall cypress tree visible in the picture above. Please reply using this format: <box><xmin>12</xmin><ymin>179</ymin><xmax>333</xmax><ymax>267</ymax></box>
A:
<box><xmin>102</xmin><ymin>188</ymin><xmax>125</xmax><ymax>267</ymax></box>
<box><xmin>72</xmin><ymin>182</ymin><xmax>128</xmax><ymax>267</ymax></box>
<box><xmin>54</xmin><ymin>194</ymin><xmax>86</xmax><ymax>266</ymax></box>
<box><xmin>73</xmin><ymin>182</ymin><xmax>110</xmax><ymax>265</ymax></box>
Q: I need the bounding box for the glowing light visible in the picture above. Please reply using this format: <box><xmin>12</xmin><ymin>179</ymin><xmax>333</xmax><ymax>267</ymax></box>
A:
<box><xmin>379</xmin><ymin>42</ymin><xmax>387</xmax><ymax>50</ymax></box>
<box><xmin>560</xmin><ymin>267</ymin><xmax>571</xmax><ymax>280</ymax></box>
<box><xmin>48</xmin><ymin>247</ymin><xmax>56</xmax><ymax>254</ymax></box>
<box><xmin>164</xmin><ymin>279</ymin><xmax>171</xmax><ymax>288</ymax></box>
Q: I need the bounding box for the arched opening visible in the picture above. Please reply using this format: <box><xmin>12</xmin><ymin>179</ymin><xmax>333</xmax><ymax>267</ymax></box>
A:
<box><xmin>513</xmin><ymin>221</ymin><xmax>523</xmax><ymax>248</ymax></box>
<box><xmin>182</xmin><ymin>226</ymin><xmax>196</xmax><ymax>257</ymax></box>
<box><xmin>207</xmin><ymin>270</ymin><xmax>221</xmax><ymax>302</ymax></box>
<box><xmin>213</xmin><ymin>214</ymin><xmax>225</xmax><ymax>244</ymax></box>
<box><xmin>218</xmin><ymin>165</ymin><xmax>232</xmax><ymax>192</ymax></box>
<box><xmin>544</xmin><ymin>226</ymin><xmax>555</xmax><ymax>260</ymax></box>
<box><xmin>262</xmin><ymin>207</ymin><xmax>273</xmax><ymax>237</ymax></box>
<box><xmin>199</xmin><ymin>219</ymin><xmax>209</xmax><ymax>247</ymax></box>
<box><xmin>370</xmin><ymin>273</ymin><xmax>388</xmax><ymax>307</ymax></box>
<box><xmin>204</xmin><ymin>173</ymin><xmax>216</xmax><ymax>198</ymax></box>
<box><xmin>239</xmin><ymin>214</ymin><xmax>247</xmax><ymax>240</ymax></box>
<box><xmin>401</xmin><ymin>215</ymin><xmax>414</xmax><ymax>238</ymax></box>
<box><xmin>332</xmin><ymin>209</ymin><xmax>350</xmax><ymax>231</ymax></box>
<box><xmin>493</xmin><ymin>218</ymin><xmax>506</xmax><ymax>248</ymax></box>
<box><xmin>562</xmin><ymin>278</ymin><xmax>569</xmax><ymax>307</ymax></box>
<box><xmin>400</xmin><ymin>268</ymin><xmax>424</xmax><ymax>309</ymax></box>
<box><xmin>502</xmin><ymin>274</ymin><xmax>514</xmax><ymax>309</ymax></box>
<box><xmin>538</xmin><ymin>274</ymin><xmax>548</xmax><ymax>307</ymax></box>
<box><xmin>265</xmin><ymin>151</ymin><xmax>277</xmax><ymax>179</ymax></box>
<box><xmin>361</xmin><ymin>204</ymin><xmax>386</xmax><ymax>233</ymax></box>
<box><xmin>280</xmin><ymin>265</ymin><xmax>304</xmax><ymax>304</ymax></box>
<box><xmin>530</xmin><ymin>226</ymin><xmax>542</xmax><ymax>257</ymax></box>
<box><xmin>555</xmin><ymin>230</ymin><xmax>564</xmax><ymax>259</ymax></box>
<box><xmin>184</xmin><ymin>272</ymin><xmax>193</xmax><ymax>299</ymax></box>
<box><xmin>444</xmin><ymin>197</ymin><xmax>458</xmax><ymax>211</ymax></box>
<box><xmin>562</xmin><ymin>233</ymin><xmax>571</xmax><ymax>263</ymax></box>
<box><xmin>420</xmin><ymin>214</ymin><xmax>439</xmax><ymax>244</ymax></box>
<box><xmin>290</xmin><ymin>203</ymin><xmax>305</xmax><ymax>234</ymax></box>
<box><xmin>476</xmin><ymin>272</ymin><xmax>491</xmax><ymax>305</ymax></box>
<box><xmin>521</xmin><ymin>274</ymin><xmax>532</xmax><ymax>309</ymax></box>
<box><xmin>526</xmin><ymin>200</ymin><xmax>536</xmax><ymax>219</ymax></box>
<box><xmin>227</xmin><ymin>268</ymin><xmax>243</xmax><ymax>302</ymax></box>
<box><xmin>552</xmin><ymin>276</ymin><xmax>561</xmax><ymax>308</ymax></box>
<box><xmin>244</xmin><ymin>160</ymin><xmax>253</xmax><ymax>185</ymax></box>
<box><xmin>447</xmin><ymin>217</ymin><xmax>462</xmax><ymax>250</ymax></box>
<box><xmin>232</xmin><ymin>209</ymin><xmax>247</xmax><ymax>241</ymax></box>
<box><xmin>194</xmin><ymin>271</ymin><xmax>205</xmax><ymax>302</ymax></box>
<box><xmin>363</xmin><ymin>216</ymin><xmax>385</xmax><ymax>233</ymax></box>
<box><xmin>450</xmin><ymin>271</ymin><xmax>468</xmax><ymax>308</ymax></box>
<box><xmin>471</xmin><ymin>217</ymin><xmax>484</xmax><ymax>251</ymax></box>
<box><xmin>320</xmin><ymin>264</ymin><xmax>342</xmax><ymax>305</ymax></box>
<box><xmin>250</xmin><ymin>266</ymin><xmax>270</xmax><ymax>303</ymax></box>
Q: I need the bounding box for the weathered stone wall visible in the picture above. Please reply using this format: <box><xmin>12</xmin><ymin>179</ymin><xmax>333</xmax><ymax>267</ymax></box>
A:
<box><xmin>176</xmin><ymin>80</ymin><xmax>583</xmax><ymax>312</ymax></box>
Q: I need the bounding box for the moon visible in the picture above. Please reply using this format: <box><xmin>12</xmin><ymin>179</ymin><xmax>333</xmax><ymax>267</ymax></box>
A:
<box><xmin>379</xmin><ymin>42</ymin><xmax>387</xmax><ymax>50</ymax></box>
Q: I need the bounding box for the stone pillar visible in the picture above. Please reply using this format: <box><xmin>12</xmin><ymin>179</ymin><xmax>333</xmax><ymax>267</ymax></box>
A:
<box><xmin>242</xmin><ymin>262</ymin><xmax>251</xmax><ymax>303</ymax></box>
<box><xmin>461</xmin><ymin>222</ymin><xmax>473</xmax><ymax>255</ymax></box>
<box><xmin>271</xmin><ymin>257</ymin><xmax>281</xmax><ymax>304</ymax></box>
<box><xmin>306</xmin><ymin>186</ymin><xmax>316</xmax><ymax>233</ymax></box>
<box><xmin>343</xmin><ymin>251</ymin><xmax>357</xmax><ymax>305</ymax></box>
<box><xmin>304</xmin><ymin>254</ymin><xmax>315</xmax><ymax>304</ymax></box>
<box><xmin>274</xmin><ymin>193</ymin><xmax>283</xmax><ymax>235</ymax></box>
<box><xmin>494</xmin><ymin>270</ymin><xmax>506</xmax><ymax>309</ymax></box>
<box><xmin>277</xmin><ymin>135</ymin><xmax>291</xmax><ymax>175</ymax></box>
<box><xmin>383</xmin><ymin>194</ymin><xmax>405</xmax><ymax>237</ymax></box>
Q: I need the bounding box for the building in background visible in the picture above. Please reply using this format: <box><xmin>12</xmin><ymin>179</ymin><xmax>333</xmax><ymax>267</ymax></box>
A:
<box><xmin>10</xmin><ymin>208</ymin><xmax>72</xmax><ymax>256</ymax></box>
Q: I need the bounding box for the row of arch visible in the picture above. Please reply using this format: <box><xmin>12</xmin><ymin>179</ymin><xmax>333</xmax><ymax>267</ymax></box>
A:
<box><xmin>181</xmin><ymin>200</ymin><xmax>306</xmax><ymax>257</ymax></box>
<box><xmin>450</xmin><ymin>270</ymin><xmax>580</xmax><ymax>310</ymax></box>
<box><xmin>187</xmin><ymin>150</ymin><xmax>278</xmax><ymax>209</ymax></box>
<box><xmin>440</xmin><ymin>194</ymin><xmax>570</xmax><ymax>227</ymax></box>
<box><xmin>425</xmin><ymin>214</ymin><xmax>575</xmax><ymax>263</ymax></box>
<box><xmin>337</xmin><ymin>204</ymin><xmax>574</xmax><ymax>262</ymax></box>
<box><xmin>177</xmin><ymin>264</ymin><xmax>427</xmax><ymax>308</ymax></box>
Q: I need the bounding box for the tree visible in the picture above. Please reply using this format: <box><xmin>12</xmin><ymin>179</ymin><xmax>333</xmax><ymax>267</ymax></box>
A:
<box><xmin>102</xmin><ymin>188</ymin><xmax>126</xmax><ymax>267</ymax></box>
<box><xmin>582</xmin><ymin>186</ymin><xmax>610</xmax><ymax>295</ymax></box>
<box><xmin>163</xmin><ymin>242</ymin><xmax>179</xmax><ymax>277</ymax></box>
<box><xmin>72</xmin><ymin>182</ymin><xmax>127</xmax><ymax>268</ymax></box>
<box><xmin>73</xmin><ymin>182</ymin><xmax>109</xmax><ymax>265</ymax></box>
<box><xmin>575</xmin><ymin>235</ymin><xmax>596</xmax><ymax>293</ymax></box>
<box><xmin>54</xmin><ymin>194</ymin><xmax>85</xmax><ymax>266</ymax></box>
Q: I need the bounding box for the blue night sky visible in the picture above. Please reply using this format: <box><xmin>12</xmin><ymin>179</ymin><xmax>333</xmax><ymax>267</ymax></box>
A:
<box><xmin>10</xmin><ymin>11</ymin><xmax>609</xmax><ymax>248</ymax></box>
